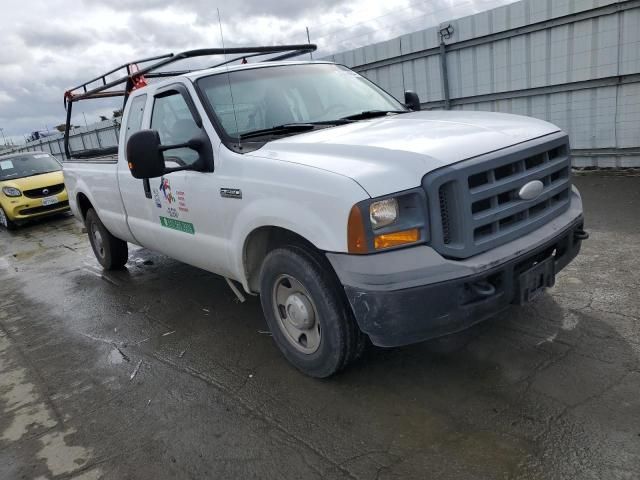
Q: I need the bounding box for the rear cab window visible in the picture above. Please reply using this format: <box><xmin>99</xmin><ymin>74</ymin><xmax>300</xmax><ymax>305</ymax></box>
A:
<box><xmin>124</xmin><ymin>94</ymin><xmax>148</xmax><ymax>147</ymax></box>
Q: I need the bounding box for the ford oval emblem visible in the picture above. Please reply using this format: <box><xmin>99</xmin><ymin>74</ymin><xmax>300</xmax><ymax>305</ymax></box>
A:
<box><xmin>518</xmin><ymin>180</ymin><xmax>544</xmax><ymax>200</ymax></box>
<box><xmin>42</xmin><ymin>188</ymin><xmax>49</xmax><ymax>195</ymax></box>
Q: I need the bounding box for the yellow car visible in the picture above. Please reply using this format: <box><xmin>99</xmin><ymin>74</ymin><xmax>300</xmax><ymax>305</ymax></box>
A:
<box><xmin>0</xmin><ymin>152</ymin><xmax>70</xmax><ymax>230</ymax></box>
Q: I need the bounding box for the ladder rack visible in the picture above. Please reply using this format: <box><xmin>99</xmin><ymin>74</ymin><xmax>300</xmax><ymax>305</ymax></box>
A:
<box><xmin>63</xmin><ymin>44</ymin><xmax>316</xmax><ymax>159</ymax></box>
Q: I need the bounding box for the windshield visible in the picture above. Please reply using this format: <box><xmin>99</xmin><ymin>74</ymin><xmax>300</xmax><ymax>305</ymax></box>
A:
<box><xmin>197</xmin><ymin>63</ymin><xmax>407</xmax><ymax>138</ymax></box>
<box><xmin>0</xmin><ymin>153</ymin><xmax>61</xmax><ymax>181</ymax></box>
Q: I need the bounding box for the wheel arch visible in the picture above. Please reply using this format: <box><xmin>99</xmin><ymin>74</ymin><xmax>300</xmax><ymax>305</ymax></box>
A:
<box><xmin>76</xmin><ymin>192</ymin><xmax>94</xmax><ymax>220</ymax></box>
<box><xmin>242</xmin><ymin>226</ymin><xmax>335</xmax><ymax>294</ymax></box>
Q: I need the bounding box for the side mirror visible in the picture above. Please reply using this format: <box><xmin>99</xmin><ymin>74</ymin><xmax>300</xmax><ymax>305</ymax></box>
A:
<box><xmin>127</xmin><ymin>130</ymin><xmax>166</xmax><ymax>179</ymax></box>
<box><xmin>127</xmin><ymin>129</ymin><xmax>206</xmax><ymax>179</ymax></box>
<box><xmin>404</xmin><ymin>91</ymin><xmax>421</xmax><ymax>111</ymax></box>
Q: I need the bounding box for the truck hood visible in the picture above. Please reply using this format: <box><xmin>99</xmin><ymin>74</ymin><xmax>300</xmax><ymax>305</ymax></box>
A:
<box><xmin>251</xmin><ymin>111</ymin><xmax>561</xmax><ymax>197</ymax></box>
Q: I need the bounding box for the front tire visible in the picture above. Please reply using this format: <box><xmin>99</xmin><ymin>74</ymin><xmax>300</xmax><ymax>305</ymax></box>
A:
<box><xmin>259</xmin><ymin>246</ymin><xmax>365</xmax><ymax>378</ymax></box>
<box><xmin>85</xmin><ymin>208</ymin><xmax>128</xmax><ymax>270</ymax></box>
<box><xmin>0</xmin><ymin>206</ymin><xmax>16</xmax><ymax>230</ymax></box>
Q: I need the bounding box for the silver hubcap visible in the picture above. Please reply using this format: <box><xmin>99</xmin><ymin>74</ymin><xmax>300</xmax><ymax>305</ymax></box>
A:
<box><xmin>0</xmin><ymin>208</ymin><xmax>7</xmax><ymax>228</ymax></box>
<box><xmin>272</xmin><ymin>274</ymin><xmax>321</xmax><ymax>354</ymax></box>
<box><xmin>91</xmin><ymin>224</ymin><xmax>105</xmax><ymax>258</ymax></box>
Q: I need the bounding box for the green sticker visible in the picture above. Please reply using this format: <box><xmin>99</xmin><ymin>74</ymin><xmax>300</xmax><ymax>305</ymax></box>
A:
<box><xmin>159</xmin><ymin>216</ymin><xmax>195</xmax><ymax>235</ymax></box>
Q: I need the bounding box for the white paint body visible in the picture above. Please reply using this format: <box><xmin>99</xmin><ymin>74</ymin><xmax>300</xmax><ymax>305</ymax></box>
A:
<box><xmin>63</xmin><ymin>61</ymin><xmax>563</xmax><ymax>292</ymax></box>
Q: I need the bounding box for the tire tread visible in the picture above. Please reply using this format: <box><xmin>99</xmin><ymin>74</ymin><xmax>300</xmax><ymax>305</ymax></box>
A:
<box><xmin>85</xmin><ymin>208</ymin><xmax>128</xmax><ymax>270</ymax></box>
<box><xmin>260</xmin><ymin>244</ymin><xmax>365</xmax><ymax>377</ymax></box>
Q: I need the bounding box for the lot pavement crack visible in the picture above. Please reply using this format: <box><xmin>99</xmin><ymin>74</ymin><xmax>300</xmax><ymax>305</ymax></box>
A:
<box><xmin>0</xmin><ymin>425</ymin><xmax>58</xmax><ymax>453</ymax></box>
<box><xmin>585</xmin><ymin>307</ymin><xmax>640</xmax><ymax>322</ymax></box>
<box><xmin>147</xmin><ymin>351</ymin><xmax>361</xmax><ymax>480</ymax></box>
<box><xmin>533</xmin><ymin>369</ymin><xmax>633</xmax><ymax>448</ymax></box>
<box><xmin>558</xmin><ymin>370</ymin><xmax>632</xmax><ymax>419</ymax></box>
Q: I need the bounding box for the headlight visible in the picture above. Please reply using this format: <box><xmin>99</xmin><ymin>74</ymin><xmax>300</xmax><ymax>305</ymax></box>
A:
<box><xmin>2</xmin><ymin>186</ymin><xmax>21</xmax><ymax>197</ymax></box>
<box><xmin>369</xmin><ymin>198</ymin><xmax>398</xmax><ymax>229</ymax></box>
<box><xmin>348</xmin><ymin>189</ymin><xmax>429</xmax><ymax>254</ymax></box>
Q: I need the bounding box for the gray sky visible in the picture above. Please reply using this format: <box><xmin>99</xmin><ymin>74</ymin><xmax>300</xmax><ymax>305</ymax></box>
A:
<box><xmin>0</xmin><ymin>0</ymin><xmax>516</xmax><ymax>143</ymax></box>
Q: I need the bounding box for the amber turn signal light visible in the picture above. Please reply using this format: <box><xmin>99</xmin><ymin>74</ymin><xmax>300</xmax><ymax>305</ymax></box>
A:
<box><xmin>374</xmin><ymin>228</ymin><xmax>420</xmax><ymax>250</ymax></box>
<box><xmin>347</xmin><ymin>205</ymin><xmax>368</xmax><ymax>254</ymax></box>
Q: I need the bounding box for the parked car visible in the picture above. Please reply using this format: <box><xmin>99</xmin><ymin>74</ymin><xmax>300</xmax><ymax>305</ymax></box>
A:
<box><xmin>63</xmin><ymin>46</ymin><xmax>587</xmax><ymax>377</ymax></box>
<box><xmin>0</xmin><ymin>152</ymin><xmax>70</xmax><ymax>230</ymax></box>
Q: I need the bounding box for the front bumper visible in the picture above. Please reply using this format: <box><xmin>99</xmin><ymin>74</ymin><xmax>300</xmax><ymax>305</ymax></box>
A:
<box><xmin>327</xmin><ymin>189</ymin><xmax>585</xmax><ymax>347</ymax></box>
<box><xmin>2</xmin><ymin>191</ymin><xmax>70</xmax><ymax>221</ymax></box>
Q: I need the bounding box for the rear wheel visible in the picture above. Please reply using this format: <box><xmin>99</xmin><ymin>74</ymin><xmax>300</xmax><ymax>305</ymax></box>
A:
<box><xmin>85</xmin><ymin>208</ymin><xmax>128</xmax><ymax>270</ymax></box>
<box><xmin>259</xmin><ymin>246</ymin><xmax>365</xmax><ymax>378</ymax></box>
<box><xmin>0</xmin><ymin>207</ymin><xmax>16</xmax><ymax>230</ymax></box>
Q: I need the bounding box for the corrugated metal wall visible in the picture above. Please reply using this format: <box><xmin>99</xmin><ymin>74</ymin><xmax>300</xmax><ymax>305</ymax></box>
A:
<box><xmin>3</xmin><ymin>0</ymin><xmax>638</xmax><ymax>167</ymax></box>
<box><xmin>324</xmin><ymin>0</ymin><xmax>640</xmax><ymax>167</ymax></box>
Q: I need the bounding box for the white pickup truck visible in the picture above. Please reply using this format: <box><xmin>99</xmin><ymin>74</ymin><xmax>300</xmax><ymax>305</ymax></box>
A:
<box><xmin>63</xmin><ymin>46</ymin><xmax>587</xmax><ymax>377</ymax></box>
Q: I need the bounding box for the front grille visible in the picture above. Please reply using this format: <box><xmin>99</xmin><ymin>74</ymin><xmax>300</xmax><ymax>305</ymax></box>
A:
<box><xmin>20</xmin><ymin>201</ymin><xmax>69</xmax><ymax>216</ymax></box>
<box><xmin>424</xmin><ymin>133</ymin><xmax>572</xmax><ymax>259</ymax></box>
<box><xmin>23</xmin><ymin>183</ymin><xmax>65</xmax><ymax>198</ymax></box>
<box><xmin>439</xmin><ymin>186</ymin><xmax>451</xmax><ymax>244</ymax></box>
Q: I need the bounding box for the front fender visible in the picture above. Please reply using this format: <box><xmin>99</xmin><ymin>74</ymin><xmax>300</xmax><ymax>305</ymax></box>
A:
<box><xmin>228</xmin><ymin>187</ymin><xmax>369</xmax><ymax>290</ymax></box>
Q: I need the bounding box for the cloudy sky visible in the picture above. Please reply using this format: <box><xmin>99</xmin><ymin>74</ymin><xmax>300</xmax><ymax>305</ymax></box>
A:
<box><xmin>0</xmin><ymin>0</ymin><xmax>515</xmax><ymax>144</ymax></box>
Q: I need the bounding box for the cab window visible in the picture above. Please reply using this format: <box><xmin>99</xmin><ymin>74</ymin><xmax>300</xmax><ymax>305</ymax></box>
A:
<box><xmin>125</xmin><ymin>94</ymin><xmax>147</xmax><ymax>145</ymax></box>
<box><xmin>151</xmin><ymin>92</ymin><xmax>200</xmax><ymax>167</ymax></box>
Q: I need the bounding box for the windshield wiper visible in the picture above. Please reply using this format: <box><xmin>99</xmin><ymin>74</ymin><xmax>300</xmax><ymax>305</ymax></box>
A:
<box><xmin>238</xmin><ymin>121</ymin><xmax>352</xmax><ymax>140</ymax></box>
<box><xmin>238</xmin><ymin>123</ymin><xmax>317</xmax><ymax>140</ymax></box>
<box><xmin>340</xmin><ymin>110</ymin><xmax>407</xmax><ymax>121</ymax></box>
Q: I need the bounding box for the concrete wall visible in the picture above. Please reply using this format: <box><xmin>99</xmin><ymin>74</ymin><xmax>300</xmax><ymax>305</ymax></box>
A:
<box><xmin>324</xmin><ymin>0</ymin><xmax>640</xmax><ymax>167</ymax></box>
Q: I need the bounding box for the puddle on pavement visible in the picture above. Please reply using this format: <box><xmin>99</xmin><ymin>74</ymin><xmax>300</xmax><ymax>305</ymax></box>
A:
<box><xmin>12</xmin><ymin>250</ymin><xmax>40</xmax><ymax>260</ymax></box>
<box><xmin>1</xmin><ymin>333</ymin><xmax>100</xmax><ymax>478</ymax></box>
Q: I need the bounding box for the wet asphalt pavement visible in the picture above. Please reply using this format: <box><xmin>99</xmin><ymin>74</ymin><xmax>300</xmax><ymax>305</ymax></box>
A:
<box><xmin>0</xmin><ymin>173</ymin><xmax>639</xmax><ymax>479</ymax></box>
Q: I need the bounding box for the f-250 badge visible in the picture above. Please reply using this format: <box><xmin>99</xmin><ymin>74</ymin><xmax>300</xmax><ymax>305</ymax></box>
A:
<box><xmin>220</xmin><ymin>188</ymin><xmax>242</xmax><ymax>199</ymax></box>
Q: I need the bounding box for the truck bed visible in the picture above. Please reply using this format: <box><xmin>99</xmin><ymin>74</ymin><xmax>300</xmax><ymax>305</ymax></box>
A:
<box><xmin>63</xmin><ymin>158</ymin><xmax>135</xmax><ymax>243</ymax></box>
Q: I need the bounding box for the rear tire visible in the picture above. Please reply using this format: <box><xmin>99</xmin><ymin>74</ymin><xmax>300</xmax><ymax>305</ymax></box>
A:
<box><xmin>0</xmin><ymin>207</ymin><xmax>16</xmax><ymax>230</ymax></box>
<box><xmin>85</xmin><ymin>208</ymin><xmax>128</xmax><ymax>270</ymax></box>
<box><xmin>259</xmin><ymin>246</ymin><xmax>365</xmax><ymax>378</ymax></box>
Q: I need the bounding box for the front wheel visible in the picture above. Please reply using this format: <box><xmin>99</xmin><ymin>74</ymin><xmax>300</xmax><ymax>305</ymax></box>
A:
<box><xmin>85</xmin><ymin>208</ymin><xmax>128</xmax><ymax>270</ymax></box>
<box><xmin>259</xmin><ymin>246</ymin><xmax>365</xmax><ymax>378</ymax></box>
<box><xmin>0</xmin><ymin>206</ymin><xmax>16</xmax><ymax>230</ymax></box>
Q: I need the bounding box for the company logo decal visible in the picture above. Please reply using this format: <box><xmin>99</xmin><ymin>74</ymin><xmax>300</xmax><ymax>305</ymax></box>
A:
<box><xmin>160</xmin><ymin>216</ymin><xmax>195</xmax><ymax>234</ymax></box>
<box><xmin>152</xmin><ymin>188</ymin><xmax>162</xmax><ymax>208</ymax></box>
<box><xmin>176</xmin><ymin>190</ymin><xmax>189</xmax><ymax>213</ymax></box>
<box><xmin>159</xmin><ymin>176</ymin><xmax>176</xmax><ymax>204</ymax></box>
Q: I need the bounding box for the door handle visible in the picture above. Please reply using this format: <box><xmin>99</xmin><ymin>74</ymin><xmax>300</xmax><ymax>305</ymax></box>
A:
<box><xmin>143</xmin><ymin>179</ymin><xmax>152</xmax><ymax>199</ymax></box>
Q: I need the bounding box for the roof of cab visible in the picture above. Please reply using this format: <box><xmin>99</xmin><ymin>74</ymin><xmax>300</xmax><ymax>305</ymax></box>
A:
<box><xmin>127</xmin><ymin>60</ymin><xmax>336</xmax><ymax>97</ymax></box>
<box><xmin>183</xmin><ymin>60</ymin><xmax>334</xmax><ymax>81</ymax></box>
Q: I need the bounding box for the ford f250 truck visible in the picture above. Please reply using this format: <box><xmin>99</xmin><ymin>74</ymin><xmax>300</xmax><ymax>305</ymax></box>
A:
<box><xmin>63</xmin><ymin>45</ymin><xmax>587</xmax><ymax>377</ymax></box>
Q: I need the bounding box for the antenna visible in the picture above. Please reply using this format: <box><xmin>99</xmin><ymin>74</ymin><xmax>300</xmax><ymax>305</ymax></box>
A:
<box><xmin>217</xmin><ymin>9</ymin><xmax>241</xmax><ymax>150</ymax></box>
<box><xmin>306</xmin><ymin>27</ymin><xmax>313</xmax><ymax>60</ymax></box>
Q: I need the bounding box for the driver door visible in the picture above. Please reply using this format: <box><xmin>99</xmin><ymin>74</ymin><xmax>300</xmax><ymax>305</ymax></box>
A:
<box><xmin>118</xmin><ymin>84</ymin><xmax>232</xmax><ymax>276</ymax></box>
